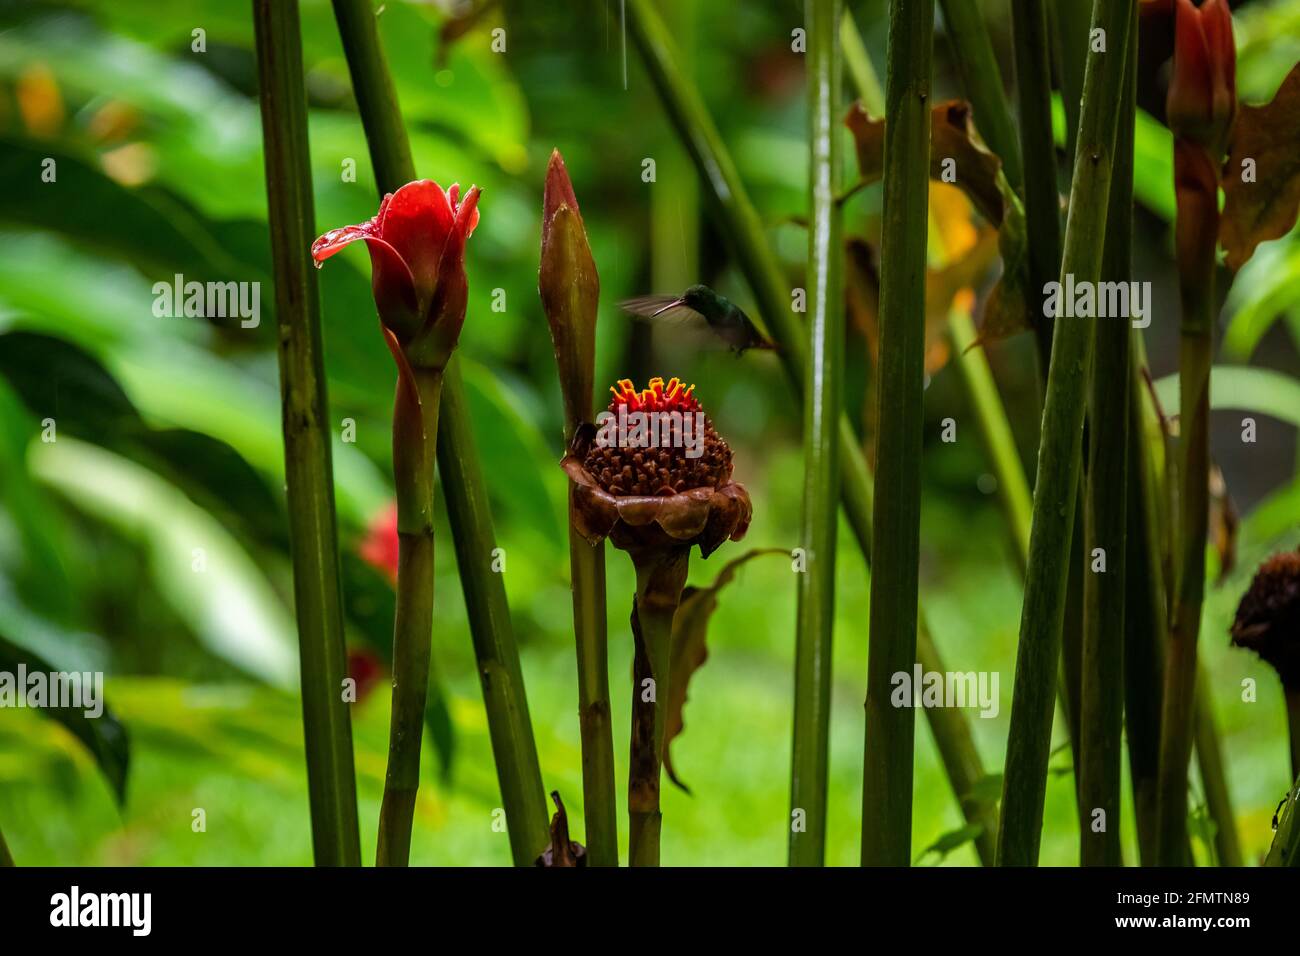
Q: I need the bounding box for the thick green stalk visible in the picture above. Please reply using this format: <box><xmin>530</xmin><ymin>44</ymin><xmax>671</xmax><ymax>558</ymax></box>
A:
<box><xmin>651</xmin><ymin>0</ymin><xmax>698</xmax><ymax>295</ymax></box>
<box><xmin>861</xmin><ymin>0</ymin><xmax>933</xmax><ymax>868</ymax></box>
<box><xmin>437</xmin><ymin>363</ymin><xmax>551</xmax><ymax>865</ymax></box>
<box><xmin>1124</xmin><ymin>331</ymin><xmax>1167</xmax><ymax>865</ymax></box>
<box><xmin>789</xmin><ymin>0</ymin><xmax>843</xmax><ymax>869</ymax></box>
<box><xmin>1194</xmin><ymin>672</ymin><xmax>1242</xmax><ymax>866</ymax></box>
<box><xmin>997</xmin><ymin>0</ymin><xmax>1134</xmax><ymax>867</ymax></box>
<box><xmin>375</xmin><ymin>367</ymin><xmax>441</xmax><ymax>866</ymax></box>
<box><xmin>627</xmin><ymin>0</ymin><xmax>997</xmax><ymax>865</ymax></box>
<box><xmin>1011</xmin><ymin>0</ymin><xmax>1063</xmax><ymax>374</ymax></box>
<box><xmin>1156</xmin><ymin>137</ymin><xmax>1219</xmax><ymax>865</ymax></box>
<box><xmin>1128</xmin><ymin>335</ymin><xmax>1240</xmax><ymax>866</ymax></box>
<box><xmin>568</xmin><ymin>535</ymin><xmax>615</xmax><ymax>865</ymax></box>
<box><xmin>936</xmin><ymin>0</ymin><xmax>1023</xmax><ymax>189</ymax></box>
<box><xmin>0</xmin><ymin>823</ymin><xmax>12</xmax><ymax>866</ymax></box>
<box><xmin>252</xmin><ymin>0</ymin><xmax>361</xmax><ymax>867</ymax></box>
<box><xmin>329</xmin><ymin>0</ymin><xmax>549</xmax><ymax>865</ymax></box>
<box><xmin>541</xmin><ymin>155</ymin><xmax>616</xmax><ymax>866</ymax></box>
<box><xmin>1052</xmin><ymin>0</ymin><xmax>1092</xmax><ymax>168</ymax></box>
<box><xmin>1079</xmin><ymin>11</ymin><xmax>1134</xmax><ymax>866</ymax></box>
<box><xmin>627</xmin><ymin>548</ymin><xmax>689</xmax><ymax>867</ymax></box>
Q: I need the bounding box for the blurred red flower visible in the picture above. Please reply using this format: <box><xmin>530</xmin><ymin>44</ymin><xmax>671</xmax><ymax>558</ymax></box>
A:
<box><xmin>359</xmin><ymin>503</ymin><xmax>399</xmax><ymax>586</ymax></box>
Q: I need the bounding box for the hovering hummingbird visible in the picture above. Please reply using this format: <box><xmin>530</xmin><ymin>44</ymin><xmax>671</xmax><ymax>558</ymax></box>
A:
<box><xmin>619</xmin><ymin>284</ymin><xmax>777</xmax><ymax>355</ymax></box>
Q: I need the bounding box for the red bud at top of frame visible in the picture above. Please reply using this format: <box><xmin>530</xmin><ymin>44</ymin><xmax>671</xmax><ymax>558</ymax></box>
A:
<box><xmin>1166</xmin><ymin>0</ymin><xmax>1237</xmax><ymax>154</ymax></box>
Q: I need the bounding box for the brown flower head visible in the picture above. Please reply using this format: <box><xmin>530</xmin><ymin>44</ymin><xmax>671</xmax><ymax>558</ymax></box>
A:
<box><xmin>1230</xmin><ymin>548</ymin><xmax>1300</xmax><ymax>687</ymax></box>
<box><xmin>561</xmin><ymin>377</ymin><xmax>751</xmax><ymax>558</ymax></box>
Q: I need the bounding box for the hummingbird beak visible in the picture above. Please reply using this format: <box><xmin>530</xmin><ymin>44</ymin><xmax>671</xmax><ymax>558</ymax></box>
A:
<box><xmin>650</xmin><ymin>298</ymin><xmax>686</xmax><ymax>317</ymax></box>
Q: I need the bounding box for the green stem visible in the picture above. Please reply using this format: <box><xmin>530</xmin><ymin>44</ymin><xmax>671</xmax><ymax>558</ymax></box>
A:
<box><xmin>1194</xmin><ymin>672</ymin><xmax>1242</xmax><ymax>866</ymax></box>
<box><xmin>329</xmin><ymin>0</ymin><xmax>549</xmax><ymax>865</ymax></box>
<box><xmin>569</xmin><ymin>535</ymin><xmax>616</xmax><ymax>866</ymax></box>
<box><xmin>1051</xmin><ymin>0</ymin><xmax>1092</xmax><ymax>170</ymax></box>
<box><xmin>997</xmin><ymin>0</ymin><xmax>1134</xmax><ymax>867</ymax></box>
<box><xmin>251</xmin><ymin>0</ymin><xmax>361</xmax><ymax>867</ymax></box>
<box><xmin>936</xmin><ymin>0</ymin><xmax>1023</xmax><ymax>189</ymax></box>
<box><xmin>948</xmin><ymin>309</ymin><xmax>1032</xmax><ymax>569</ymax></box>
<box><xmin>788</xmin><ymin>0</ymin><xmax>843</xmax><ymax>869</ymax></box>
<box><xmin>628</xmin><ymin>0</ymin><xmax>994</xmax><ymax>865</ymax></box>
<box><xmin>1125</xmin><ymin>331</ymin><xmax>1167</xmax><ymax>865</ymax></box>
<box><xmin>918</xmin><ymin>628</ymin><xmax>1000</xmax><ymax>864</ymax></box>
<box><xmin>1011</xmin><ymin>0</ymin><xmax>1063</xmax><ymax>375</ymax></box>
<box><xmin>376</xmin><ymin>367</ymin><xmax>441</xmax><ymax>866</ymax></box>
<box><xmin>839</xmin><ymin>8</ymin><xmax>886</xmax><ymax>117</ymax></box>
<box><xmin>1079</xmin><ymin>10</ymin><xmax>1134</xmax><ymax>866</ymax></box>
<box><xmin>1156</xmin><ymin>140</ymin><xmax>1219</xmax><ymax>866</ymax></box>
<box><xmin>0</xmin><ymin>823</ymin><xmax>12</xmax><ymax>866</ymax></box>
<box><xmin>861</xmin><ymin>0</ymin><xmax>932</xmax><ymax>868</ymax></box>
<box><xmin>437</xmin><ymin>363</ymin><xmax>551</xmax><ymax>865</ymax></box>
<box><xmin>650</xmin><ymin>0</ymin><xmax>699</xmax><ymax>295</ymax></box>
<box><xmin>627</xmin><ymin>547</ymin><xmax>689</xmax><ymax>867</ymax></box>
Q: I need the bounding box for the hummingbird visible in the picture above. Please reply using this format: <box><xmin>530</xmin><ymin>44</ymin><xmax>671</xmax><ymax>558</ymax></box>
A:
<box><xmin>619</xmin><ymin>284</ymin><xmax>777</xmax><ymax>355</ymax></box>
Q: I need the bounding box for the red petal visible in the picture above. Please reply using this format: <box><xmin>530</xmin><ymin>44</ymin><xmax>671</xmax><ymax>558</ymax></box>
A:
<box><xmin>449</xmin><ymin>182</ymin><xmax>481</xmax><ymax>237</ymax></box>
<box><xmin>375</xmin><ymin>180</ymin><xmax>455</xmax><ymax>300</ymax></box>
<box><xmin>311</xmin><ymin>218</ymin><xmax>379</xmax><ymax>263</ymax></box>
<box><xmin>364</xmin><ymin>237</ymin><xmax>421</xmax><ymax>341</ymax></box>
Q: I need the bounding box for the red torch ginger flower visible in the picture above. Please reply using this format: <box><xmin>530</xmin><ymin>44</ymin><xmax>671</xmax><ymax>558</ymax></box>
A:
<box><xmin>358</xmin><ymin>503</ymin><xmax>400</xmax><ymax>586</ymax></box>
<box><xmin>1167</xmin><ymin>0</ymin><xmax>1236</xmax><ymax>155</ymax></box>
<box><xmin>312</xmin><ymin>179</ymin><xmax>480</xmax><ymax>370</ymax></box>
<box><xmin>561</xmin><ymin>377</ymin><xmax>750</xmax><ymax>558</ymax></box>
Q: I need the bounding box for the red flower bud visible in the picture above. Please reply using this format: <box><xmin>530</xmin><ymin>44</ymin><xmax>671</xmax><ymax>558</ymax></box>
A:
<box><xmin>312</xmin><ymin>180</ymin><xmax>480</xmax><ymax>369</ymax></box>
<box><xmin>1166</xmin><ymin>0</ymin><xmax>1236</xmax><ymax>154</ymax></box>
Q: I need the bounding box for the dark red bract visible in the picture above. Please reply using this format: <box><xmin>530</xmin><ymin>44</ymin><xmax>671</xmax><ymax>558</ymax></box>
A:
<box><xmin>1167</xmin><ymin>0</ymin><xmax>1236</xmax><ymax>154</ymax></box>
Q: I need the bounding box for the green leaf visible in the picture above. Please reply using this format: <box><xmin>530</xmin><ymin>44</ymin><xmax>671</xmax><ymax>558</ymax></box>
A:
<box><xmin>963</xmin><ymin>772</ymin><xmax>1003</xmax><ymax>806</ymax></box>
<box><xmin>1222</xmin><ymin>235</ymin><xmax>1300</xmax><ymax>359</ymax></box>
<box><xmin>0</xmin><ymin>632</ymin><xmax>129</xmax><ymax>805</ymax></box>
<box><xmin>31</xmin><ymin>438</ymin><xmax>299</xmax><ymax>687</ymax></box>
<box><xmin>1153</xmin><ymin>365</ymin><xmax>1300</xmax><ymax>430</ymax></box>
<box><xmin>916</xmin><ymin>823</ymin><xmax>984</xmax><ymax>864</ymax></box>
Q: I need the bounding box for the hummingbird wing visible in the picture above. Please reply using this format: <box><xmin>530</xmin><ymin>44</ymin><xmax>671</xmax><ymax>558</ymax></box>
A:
<box><xmin>619</xmin><ymin>295</ymin><xmax>708</xmax><ymax>327</ymax></box>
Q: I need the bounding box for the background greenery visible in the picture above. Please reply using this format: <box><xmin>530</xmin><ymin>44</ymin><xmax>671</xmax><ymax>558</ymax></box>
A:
<box><xmin>1</xmin><ymin>0</ymin><xmax>1298</xmax><ymax>865</ymax></box>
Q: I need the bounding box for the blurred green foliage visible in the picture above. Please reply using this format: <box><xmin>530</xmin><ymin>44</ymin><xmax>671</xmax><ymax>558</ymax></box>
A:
<box><xmin>0</xmin><ymin>0</ymin><xmax>1298</xmax><ymax>865</ymax></box>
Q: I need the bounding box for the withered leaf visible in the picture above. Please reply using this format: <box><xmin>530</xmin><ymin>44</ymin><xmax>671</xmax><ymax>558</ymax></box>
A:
<box><xmin>1209</xmin><ymin>459</ymin><xmax>1238</xmax><ymax>585</ymax></box>
<box><xmin>534</xmin><ymin>790</ymin><xmax>586</xmax><ymax>867</ymax></box>
<box><xmin>844</xmin><ymin>100</ymin><xmax>1007</xmax><ymax>226</ymax></box>
<box><xmin>1222</xmin><ymin>63</ymin><xmax>1300</xmax><ymax>272</ymax></box>
<box><xmin>664</xmin><ymin>548</ymin><xmax>786</xmax><ymax>793</ymax></box>
<box><xmin>844</xmin><ymin>99</ymin><xmax>1034</xmax><ymax>348</ymax></box>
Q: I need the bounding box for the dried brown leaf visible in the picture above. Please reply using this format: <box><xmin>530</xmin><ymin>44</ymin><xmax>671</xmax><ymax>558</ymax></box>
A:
<box><xmin>1221</xmin><ymin>63</ymin><xmax>1300</xmax><ymax>272</ymax></box>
